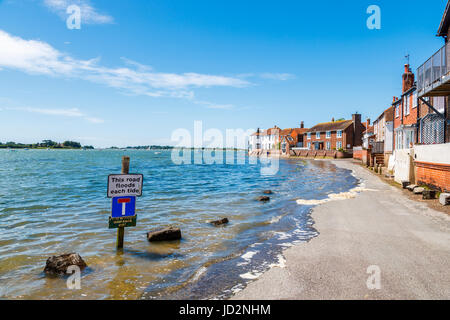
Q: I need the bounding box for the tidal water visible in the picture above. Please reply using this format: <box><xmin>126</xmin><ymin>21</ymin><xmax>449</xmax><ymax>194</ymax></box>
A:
<box><xmin>0</xmin><ymin>149</ymin><xmax>358</xmax><ymax>299</ymax></box>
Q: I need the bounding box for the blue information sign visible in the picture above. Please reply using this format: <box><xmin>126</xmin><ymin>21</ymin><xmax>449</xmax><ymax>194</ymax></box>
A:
<box><xmin>112</xmin><ymin>196</ymin><xmax>136</xmax><ymax>218</ymax></box>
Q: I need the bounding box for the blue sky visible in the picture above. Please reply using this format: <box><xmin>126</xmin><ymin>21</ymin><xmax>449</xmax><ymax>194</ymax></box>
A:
<box><xmin>0</xmin><ymin>0</ymin><xmax>447</xmax><ymax>147</ymax></box>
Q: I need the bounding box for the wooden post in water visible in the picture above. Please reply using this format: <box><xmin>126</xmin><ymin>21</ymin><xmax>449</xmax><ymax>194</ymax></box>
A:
<box><xmin>117</xmin><ymin>156</ymin><xmax>130</xmax><ymax>250</ymax></box>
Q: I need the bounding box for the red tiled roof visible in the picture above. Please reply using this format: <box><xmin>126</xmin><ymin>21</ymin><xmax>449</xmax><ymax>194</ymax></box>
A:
<box><xmin>292</xmin><ymin>128</ymin><xmax>309</xmax><ymax>135</ymax></box>
<box><xmin>307</xmin><ymin>120</ymin><xmax>353</xmax><ymax>133</ymax></box>
<box><xmin>279</xmin><ymin>128</ymin><xmax>293</xmax><ymax>136</ymax></box>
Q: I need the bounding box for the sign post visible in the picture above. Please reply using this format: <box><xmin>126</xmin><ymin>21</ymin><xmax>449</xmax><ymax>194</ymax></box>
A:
<box><xmin>107</xmin><ymin>156</ymin><xmax>143</xmax><ymax>250</ymax></box>
<box><xmin>117</xmin><ymin>156</ymin><xmax>129</xmax><ymax>249</ymax></box>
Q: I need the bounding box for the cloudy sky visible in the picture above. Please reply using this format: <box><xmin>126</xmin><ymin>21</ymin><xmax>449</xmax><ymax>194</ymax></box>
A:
<box><xmin>0</xmin><ymin>0</ymin><xmax>446</xmax><ymax>147</ymax></box>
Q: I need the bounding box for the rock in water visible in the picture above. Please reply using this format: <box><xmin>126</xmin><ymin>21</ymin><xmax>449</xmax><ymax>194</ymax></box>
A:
<box><xmin>263</xmin><ymin>190</ymin><xmax>273</xmax><ymax>194</ymax></box>
<box><xmin>147</xmin><ymin>227</ymin><xmax>182</xmax><ymax>242</ymax></box>
<box><xmin>210</xmin><ymin>218</ymin><xmax>229</xmax><ymax>226</ymax></box>
<box><xmin>44</xmin><ymin>253</ymin><xmax>87</xmax><ymax>275</ymax></box>
<box><xmin>258</xmin><ymin>196</ymin><xmax>270</xmax><ymax>202</ymax></box>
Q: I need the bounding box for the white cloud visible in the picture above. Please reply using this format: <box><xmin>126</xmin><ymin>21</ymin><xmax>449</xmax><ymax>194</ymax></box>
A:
<box><xmin>259</xmin><ymin>73</ymin><xmax>296</xmax><ymax>81</ymax></box>
<box><xmin>43</xmin><ymin>0</ymin><xmax>114</xmax><ymax>24</ymax></box>
<box><xmin>0</xmin><ymin>30</ymin><xmax>250</xmax><ymax>98</ymax></box>
<box><xmin>194</xmin><ymin>100</ymin><xmax>235</xmax><ymax>110</ymax></box>
<box><xmin>237</xmin><ymin>72</ymin><xmax>295</xmax><ymax>81</ymax></box>
<box><xmin>3</xmin><ymin>106</ymin><xmax>104</xmax><ymax>124</ymax></box>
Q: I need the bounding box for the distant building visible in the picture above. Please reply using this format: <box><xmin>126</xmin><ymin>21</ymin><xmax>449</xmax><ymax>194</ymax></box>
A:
<box><xmin>279</xmin><ymin>122</ymin><xmax>309</xmax><ymax>156</ymax></box>
<box><xmin>304</xmin><ymin>114</ymin><xmax>365</xmax><ymax>151</ymax></box>
<box><xmin>248</xmin><ymin>125</ymin><xmax>282</xmax><ymax>155</ymax></box>
<box><xmin>393</xmin><ymin>64</ymin><xmax>418</xmax><ymax>150</ymax></box>
<box><xmin>362</xmin><ymin>122</ymin><xmax>375</xmax><ymax>149</ymax></box>
<box><xmin>373</xmin><ymin>104</ymin><xmax>395</xmax><ymax>164</ymax></box>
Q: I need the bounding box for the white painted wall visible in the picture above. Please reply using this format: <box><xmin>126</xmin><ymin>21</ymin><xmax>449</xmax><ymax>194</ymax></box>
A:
<box><xmin>413</xmin><ymin>143</ymin><xmax>450</xmax><ymax>165</ymax></box>
<box><xmin>394</xmin><ymin>148</ymin><xmax>414</xmax><ymax>184</ymax></box>
<box><xmin>384</xmin><ymin>122</ymin><xmax>393</xmax><ymax>152</ymax></box>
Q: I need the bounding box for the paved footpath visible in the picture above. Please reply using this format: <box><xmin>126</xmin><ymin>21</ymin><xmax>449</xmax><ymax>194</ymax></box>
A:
<box><xmin>233</xmin><ymin>160</ymin><xmax>450</xmax><ymax>300</ymax></box>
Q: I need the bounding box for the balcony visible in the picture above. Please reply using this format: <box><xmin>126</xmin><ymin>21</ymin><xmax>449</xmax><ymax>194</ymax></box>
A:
<box><xmin>417</xmin><ymin>42</ymin><xmax>450</xmax><ymax>97</ymax></box>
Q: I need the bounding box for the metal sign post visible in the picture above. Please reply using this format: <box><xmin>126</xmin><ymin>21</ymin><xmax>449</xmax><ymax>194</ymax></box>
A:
<box><xmin>107</xmin><ymin>156</ymin><xmax>143</xmax><ymax>250</ymax></box>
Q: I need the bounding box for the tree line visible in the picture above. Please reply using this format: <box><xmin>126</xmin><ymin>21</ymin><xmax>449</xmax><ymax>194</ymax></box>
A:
<box><xmin>0</xmin><ymin>140</ymin><xmax>94</xmax><ymax>149</ymax></box>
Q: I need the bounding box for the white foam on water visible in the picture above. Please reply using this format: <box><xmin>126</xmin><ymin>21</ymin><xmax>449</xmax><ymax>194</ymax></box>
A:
<box><xmin>269</xmin><ymin>215</ymin><xmax>283</xmax><ymax>224</ymax></box>
<box><xmin>268</xmin><ymin>254</ymin><xmax>286</xmax><ymax>269</ymax></box>
<box><xmin>273</xmin><ymin>231</ymin><xmax>291</xmax><ymax>240</ymax></box>
<box><xmin>239</xmin><ymin>271</ymin><xmax>263</xmax><ymax>280</ymax></box>
<box><xmin>241</xmin><ymin>251</ymin><xmax>258</xmax><ymax>261</ymax></box>
<box><xmin>296</xmin><ymin>185</ymin><xmax>378</xmax><ymax>205</ymax></box>
<box><xmin>237</xmin><ymin>250</ymin><xmax>259</xmax><ymax>266</ymax></box>
<box><xmin>191</xmin><ymin>266</ymin><xmax>207</xmax><ymax>282</ymax></box>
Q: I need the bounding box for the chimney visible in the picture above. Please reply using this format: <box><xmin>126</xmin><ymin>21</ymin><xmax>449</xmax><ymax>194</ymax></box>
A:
<box><xmin>402</xmin><ymin>64</ymin><xmax>415</xmax><ymax>93</ymax></box>
<box><xmin>366</xmin><ymin>118</ymin><xmax>370</xmax><ymax>126</ymax></box>
<box><xmin>300</xmin><ymin>121</ymin><xmax>304</xmax><ymax>129</ymax></box>
<box><xmin>352</xmin><ymin>113</ymin><xmax>362</xmax><ymax>147</ymax></box>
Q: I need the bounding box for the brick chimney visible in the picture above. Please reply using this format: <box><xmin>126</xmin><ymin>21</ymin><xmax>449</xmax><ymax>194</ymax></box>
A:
<box><xmin>366</xmin><ymin>118</ymin><xmax>370</xmax><ymax>126</ymax></box>
<box><xmin>352</xmin><ymin>113</ymin><xmax>362</xmax><ymax>147</ymax></box>
<box><xmin>300</xmin><ymin>121</ymin><xmax>304</xmax><ymax>129</ymax></box>
<box><xmin>402</xmin><ymin>64</ymin><xmax>415</xmax><ymax>93</ymax></box>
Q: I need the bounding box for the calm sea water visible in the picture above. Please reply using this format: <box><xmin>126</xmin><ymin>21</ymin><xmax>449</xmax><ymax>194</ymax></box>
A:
<box><xmin>0</xmin><ymin>149</ymin><xmax>358</xmax><ymax>299</ymax></box>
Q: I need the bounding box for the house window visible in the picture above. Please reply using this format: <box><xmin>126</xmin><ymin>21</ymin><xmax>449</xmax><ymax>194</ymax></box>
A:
<box><xmin>307</xmin><ymin>132</ymin><xmax>311</xmax><ymax>140</ymax></box>
<box><xmin>336</xmin><ymin>141</ymin><xmax>342</xmax><ymax>149</ymax></box>
<box><xmin>307</xmin><ymin>142</ymin><xmax>311</xmax><ymax>149</ymax></box>
<box><xmin>404</xmin><ymin>95</ymin><xmax>410</xmax><ymax>116</ymax></box>
<box><xmin>396</xmin><ymin>106</ymin><xmax>399</xmax><ymax>118</ymax></box>
<box><xmin>413</xmin><ymin>92</ymin><xmax>417</xmax><ymax>108</ymax></box>
<box><xmin>316</xmin><ymin>132</ymin><xmax>321</xmax><ymax>139</ymax></box>
<box><xmin>433</xmin><ymin>97</ymin><xmax>445</xmax><ymax>113</ymax></box>
<box><xmin>337</xmin><ymin>130</ymin><xmax>342</xmax><ymax>138</ymax></box>
<box><xmin>326</xmin><ymin>131</ymin><xmax>331</xmax><ymax>139</ymax></box>
<box><xmin>326</xmin><ymin>141</ymin><xmax>331</xmax><ymax>150</ymax></box>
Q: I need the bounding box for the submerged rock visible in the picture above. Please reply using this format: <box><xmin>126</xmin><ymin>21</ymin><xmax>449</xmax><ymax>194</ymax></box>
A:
<box><xmin>147</xmin><ymin>227</ymin><xmax>182</xmax><ymax>242</ymax></box>
<box><xmin>44</xmin><ymin>253</ymin><xmax>87</xmax><ymax>275</ymax></box>
<box><xmin>263</xmin><ymin>190</ymin><xmax>273</xmax><ymax>194</ymax></box>
<box><xmin>258</xmin><ymin>196</ymin><xmax>270</xmax><ymax>202</ymax></box>
<box><xmin>210</xmin><ymin>218</ymin><xmax>229</xmax><ymax>226</ymax></box>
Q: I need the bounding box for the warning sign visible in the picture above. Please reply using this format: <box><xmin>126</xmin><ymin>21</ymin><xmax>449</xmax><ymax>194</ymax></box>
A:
<box><xmin>107</xmin><ymin>174</ymin><xmax>143</xmax><ymax>198</ymax></box>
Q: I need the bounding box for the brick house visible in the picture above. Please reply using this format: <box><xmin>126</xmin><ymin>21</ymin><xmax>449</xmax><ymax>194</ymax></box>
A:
<box><xmin>373</xmin><ymin>105</ymin><xmax>395</xmax><ymax>163</ymax></box>
<box><xmin>280</xmin><ymin>123</ymin><xmax>309</xmax><ymax>156</ymax></box>
<box><xmin>393</xmin><ymin>64</ymin><xmax>418</xmax><ymax>150</ymax></box>
<box><xmin>304</xmin><ymin>114</ymin><xmax>365</xmax><ymax>151</ymax></box>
